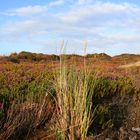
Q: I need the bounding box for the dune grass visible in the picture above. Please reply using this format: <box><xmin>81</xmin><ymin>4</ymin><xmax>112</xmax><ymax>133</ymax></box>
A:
<box><xmin>52</xmin><ymin>52</ymin><xmax>97</xmax><ymax>140</ymax></box>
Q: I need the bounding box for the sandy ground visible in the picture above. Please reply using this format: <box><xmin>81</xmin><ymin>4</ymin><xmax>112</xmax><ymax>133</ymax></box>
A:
<box><xmin>119</xmin><ymin>61</ymin><xmax>140</xmax><ymax>89</ymax></box>
<box><xmin>119</xmin><ymin>61</ymin><xmax>140</xmax><ymax>68</ymax></box>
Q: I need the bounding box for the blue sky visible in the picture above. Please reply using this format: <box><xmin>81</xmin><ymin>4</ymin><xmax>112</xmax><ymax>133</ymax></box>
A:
<box><xmin>0</xmin><ymin>0</ymin><xmax>140</xmax><ymax>56</ymax></box>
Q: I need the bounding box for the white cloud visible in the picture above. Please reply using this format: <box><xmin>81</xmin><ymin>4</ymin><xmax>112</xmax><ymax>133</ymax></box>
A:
<box><xmin>5</xmin><ymin>5</ymin><xmax>48</xmax><ymax>16</ymax></box>
<box><xmin>61</xmin><ymin>2</ymin><xmax>140</xmax><ymax>23</ymax></box>
<box><xmin>4</xmin><ymin>1</ymin><xmax>64</xmax><ymax>16</ymax></box>
<box><xmin>49</xmin><ymin>0</ymin><xmax>65</xmax><ymax>7</ymax></box>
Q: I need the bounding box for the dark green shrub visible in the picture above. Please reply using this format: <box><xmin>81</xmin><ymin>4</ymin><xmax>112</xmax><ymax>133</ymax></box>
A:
<box><xmin>88</xmin><ymin>76</ymin><xmax>136</xmax><ymax>134</ymax></box>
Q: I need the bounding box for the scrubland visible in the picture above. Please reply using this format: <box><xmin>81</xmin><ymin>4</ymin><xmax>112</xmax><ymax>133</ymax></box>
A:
<box><xmin>0</xmin><ymin>52</ymin><xmax>140</xmax><ymax>140</ymax></box>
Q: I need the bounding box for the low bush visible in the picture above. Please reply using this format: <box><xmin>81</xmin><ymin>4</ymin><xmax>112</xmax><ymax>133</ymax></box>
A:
<box><xmin>0</xmin><ymin>61</ymin><xmax>138</xmax><ymax>140</ymax></box>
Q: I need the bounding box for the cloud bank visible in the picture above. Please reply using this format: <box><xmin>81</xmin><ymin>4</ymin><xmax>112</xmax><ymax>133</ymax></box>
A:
<box><xmin>0</xmin><ymin>0</ymin><xmax>140</xmax><ymax>55</ymax></box>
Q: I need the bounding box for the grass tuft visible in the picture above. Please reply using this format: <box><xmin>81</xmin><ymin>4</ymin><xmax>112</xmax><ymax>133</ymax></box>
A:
<box><xmin>53</xmin><ymin>53</ymin><xmax>96</xmax><ymax>140</ymax></box>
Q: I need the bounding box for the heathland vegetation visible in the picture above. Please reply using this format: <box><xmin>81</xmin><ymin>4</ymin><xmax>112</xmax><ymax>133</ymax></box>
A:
<box><xmin>0</xmin><ymin>51</ymin><xmax>140</xmax><ymax>140</ymax></box>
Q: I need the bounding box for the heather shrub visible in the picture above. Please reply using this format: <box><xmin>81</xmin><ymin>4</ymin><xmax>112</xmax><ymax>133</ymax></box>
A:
<box><xmin>0</xmin><ymin>59</ymin><xmax>138</xmax><ymax>139</ymax></box>
<box><xmin>89</xmin><ymin>76</ymin><xmax>136</xmax><ymax>134</ymax></box>
<box><xmin>0</xmin><ymin>63</ymin><xmax>54</xmax><ymax>140</ymax></box>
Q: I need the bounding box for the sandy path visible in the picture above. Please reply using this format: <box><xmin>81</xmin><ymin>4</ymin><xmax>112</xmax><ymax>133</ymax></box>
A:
<box><xmin>119</xmin><ymin>61</ymin><xmax>140</xmax><ymax>68</ymax></box>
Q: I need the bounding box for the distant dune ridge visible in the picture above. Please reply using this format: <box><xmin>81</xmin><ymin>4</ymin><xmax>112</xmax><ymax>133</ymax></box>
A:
<box><xmin>0</xmin><ymin>51</ymin><xmax>140</xmax><ymax>65</ymax></box>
